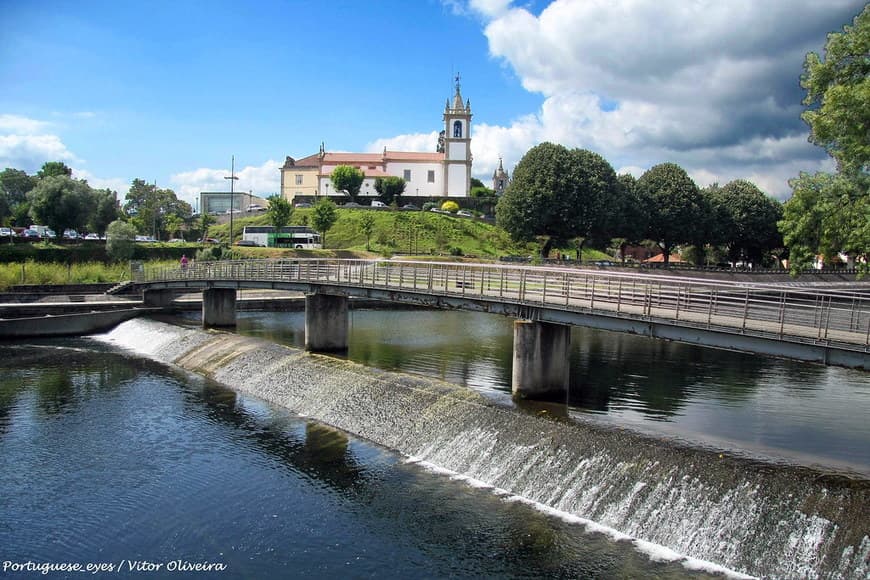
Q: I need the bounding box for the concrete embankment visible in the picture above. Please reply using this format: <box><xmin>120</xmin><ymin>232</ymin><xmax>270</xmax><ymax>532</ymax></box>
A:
<box><xmin>98</xmin><ymin>318</ymin><xmax>870</xmax><ymax>580</ymax></box>
<box><xmin>0</xmin><ymin>308</ymin><xmax>160</xmax><ymax>338</ymax></box>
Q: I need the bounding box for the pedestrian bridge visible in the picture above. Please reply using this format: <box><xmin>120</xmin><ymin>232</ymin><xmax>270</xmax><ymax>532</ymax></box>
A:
<box><xmin>124</xmin><ymin>258</ymin><xmax>870</xmax><ymax>398</ymax></box>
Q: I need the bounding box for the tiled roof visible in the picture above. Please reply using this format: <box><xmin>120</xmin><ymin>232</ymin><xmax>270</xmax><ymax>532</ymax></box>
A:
<box><xmin>385</xmin><ymin>151</ymin><xmax>444</xmax><ymax>162</ymax></box>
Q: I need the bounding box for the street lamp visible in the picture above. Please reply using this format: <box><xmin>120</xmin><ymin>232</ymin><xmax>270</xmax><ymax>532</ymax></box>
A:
<box><xmin>224</xmin><ymin>155</ymin><xmax>239</xmax><ymax>245</ymax></box>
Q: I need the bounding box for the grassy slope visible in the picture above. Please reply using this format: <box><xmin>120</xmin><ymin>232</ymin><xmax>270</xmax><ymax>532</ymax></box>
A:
<box><xmin>210</xmin><ymin>209</ymin><xmax>565</xmax><ymax>259</ymax></box>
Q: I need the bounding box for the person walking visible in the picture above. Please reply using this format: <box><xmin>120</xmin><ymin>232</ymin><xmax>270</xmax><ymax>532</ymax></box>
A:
<box><xmin>180</xmin><ymin>254</ymin><xmax>188</xmax><ymax>272</ymax></box>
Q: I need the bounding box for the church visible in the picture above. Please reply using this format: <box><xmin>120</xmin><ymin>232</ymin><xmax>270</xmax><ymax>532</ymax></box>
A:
<box><xmin>280</xmin><ymin>78</ymin><xmax>473</xmax><ymax>203</ymax></box>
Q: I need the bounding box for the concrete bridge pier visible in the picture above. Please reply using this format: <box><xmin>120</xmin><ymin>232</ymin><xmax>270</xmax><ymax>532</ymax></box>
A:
<box><xmin>305</xmin><ymin>293</ymin><xmax>349</xmax><ymax>352</ymax></box>
<box><xmin>512</xmin><ymin>320</ymin><xmax>571</xmax><ymax>401</ymax></box>
<box><xmin>203</xmin><ymin>288</ymin><xmax>237</xmax><ymax>327</ymax></box>
<box><xmin>142</xmin><ymin>288</ymin><xmax>175</xmax><ymax>308</ymax></box>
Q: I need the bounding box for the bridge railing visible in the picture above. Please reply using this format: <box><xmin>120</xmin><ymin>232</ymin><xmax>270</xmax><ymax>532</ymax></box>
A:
<box><xmin>138</xmin><ymin>258</ymin><xmax>870</xmax><ymax>350</ymax></box>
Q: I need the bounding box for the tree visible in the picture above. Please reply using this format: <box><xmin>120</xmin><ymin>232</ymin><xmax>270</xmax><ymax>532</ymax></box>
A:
<box><xmin>359</xmin><ymin>213</ymin><xmax>375</xmax><ymax>251</ymax></box>
<box><xmin>89</xmin><ymin>189</ymin><xmax>119</xmax><ymax>236</ymax></box>
<box><xmin>635</xmin><ymin>163</ymin><xmax>704</xmax><ymax>264</ymax></box>
<box><xmin>37</xmin><ymin>161</ymin><xmax>73</xmax><ymax>179</ymax></box>
<box><xmin>198</xmin><ymin>212</ymin><xmax>216</xmax><ymax>241</ymax></box>
<box><xmin>106</xmin><ymin>220</ymin><xmax>137</xmax><ymax>261</ymax></box>
<box><xmin>330</xmin><ymin>165</ymin><xmax>365</xmax><ymax>202</ymax></box>
<box><xmin>28</xmin><ymin>175</ymin><xmax>95</xmax><ymax>235</ymax></box>
<box><xmin>470</xmin><ymin>185</ymin><xmax>496</xmax><ymax>198</ymax></box>
<box><xmin>267</xmin><ymin>194</ymin><xmax>293</xmax><ymax>228</ymax></box>
<box><xmin>310</xmin><ymin>198</ymin><xmax>338</xmax><ymax>248</ymax></box>
<box><xmin>780</xmin><ymin>6</ymin><xmax>869</xmax><ymax>276</ymax></box>
<box><xmin>608</xmin><ymin>173</ymin><xmax>648</xmax><ymax>263</ymax></box>
<box><xmin>0</xmin><ymin>168</ymin><xmax>37</xmax><ymax>206</ymax></box>
<box><xmin>495</xmin><ymin>142</ymin><xmax>618</xmax><ymax>258</ymax></box>
<box><xmin>373</xmin><ymin>176</ymin><xmax>406</xmax><ymax>206</ymax></box>
<box><xmin>800</xmin><ymin>5</ymin><xmax>869</xmax><ymax>173</ymax></box>
<box><xmin>470</xmin><ymin>177</ymin><xmax>485</xmax><ymax>189</ymax></box>
<box><xmin>164</xmin><ymin>214</ymin><xmax>183</xmax><ymax>240</ymax></box>
<box><xmin>709</xmin><ymin>180</ymin><xmax>783</xmax><ymax>267</ymax></box>
<box><xmin>123</xmin><ymin>179</ymin><xmax>192</xmax><ymax>238</ymax></box>
<box><xmin>780</xmin><ymin>172</ymin><xmax>869</xmax><ymax>272</ymax></box>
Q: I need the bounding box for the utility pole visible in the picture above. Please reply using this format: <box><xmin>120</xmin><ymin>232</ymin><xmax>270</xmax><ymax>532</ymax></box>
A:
<box><xmin>224</xmin><ymin>156</ymin><xmax>238</xmax><ymax>245</ymax></box>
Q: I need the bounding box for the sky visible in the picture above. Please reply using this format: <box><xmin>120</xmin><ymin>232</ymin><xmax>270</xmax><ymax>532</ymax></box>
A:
<box><xmin>1</xmin><ymin>0</ymin><xmax>864</xmax><ymax>208</ymax></box>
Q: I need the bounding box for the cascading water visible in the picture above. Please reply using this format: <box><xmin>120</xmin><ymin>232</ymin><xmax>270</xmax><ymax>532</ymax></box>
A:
<box><xmin>97</xmin><ymin>318</ymin><xmax>870</xmax><ymax>579</ymax></box>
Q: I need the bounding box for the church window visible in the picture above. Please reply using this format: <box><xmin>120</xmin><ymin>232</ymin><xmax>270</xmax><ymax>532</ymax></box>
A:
<box><xmin>403</xmin><ymin>169</ymin><xmax>411</xmax><ymax>181</ymax></box>
<box><xmin>453</xmin><ymin>120</ymin><xmax>463</xmax><ymax>138</ymax></box>
<box><xmin>428</xmin><ymin>170</ymin><xmax>435</xmax><ymax>183</ymax></box>
<box><xmin>295</xmin><ymin>174</ymin><xmax>303</xmax><ymax>185</ymax></box>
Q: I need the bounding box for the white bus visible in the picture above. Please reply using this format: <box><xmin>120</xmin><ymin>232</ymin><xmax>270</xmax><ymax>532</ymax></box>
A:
<box><xmin>242</xmin><ymin>226</ymin><xmax>322</xmax><ymax>249</ymax></box>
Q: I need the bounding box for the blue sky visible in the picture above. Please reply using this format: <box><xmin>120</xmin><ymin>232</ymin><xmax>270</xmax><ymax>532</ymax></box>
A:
<box><xmin>1</xmin><ymin>0</ymin><xmax>864</xmax><ymax>207</ymax></box>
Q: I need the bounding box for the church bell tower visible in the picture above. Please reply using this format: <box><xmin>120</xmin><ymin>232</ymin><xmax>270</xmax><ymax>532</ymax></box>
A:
<box><xmin>443</xmin><ymin>75</ymin><xmax>472</xmax><ymax>197</ymax></box>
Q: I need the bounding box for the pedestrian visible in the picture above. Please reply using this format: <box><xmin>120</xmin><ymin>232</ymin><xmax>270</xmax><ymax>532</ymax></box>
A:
<box><xmin>180</xmin><ymin>254</ymin><xmax>188</xmax><ymax>272</ymax></box>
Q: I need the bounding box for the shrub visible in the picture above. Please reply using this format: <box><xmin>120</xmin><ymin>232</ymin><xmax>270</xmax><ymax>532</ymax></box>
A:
<box><xmin>441</xmin><ymin>201</ymin><xmax>459</xmax><ymax>213</ymax></box>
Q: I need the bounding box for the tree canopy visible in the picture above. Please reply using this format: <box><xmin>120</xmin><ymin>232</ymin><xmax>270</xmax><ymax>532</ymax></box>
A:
<box><xmin>106</xmin><ymin>220</ymin><xmax>137</xmax><ymax>261</ymax></box>
<box><xmin>123</xmin><ymin>179</ymin><xmax>192</xmax><ymax>239</ymax></box>
<box><xmin>37</xmin><ymin>161</ymin><xmax>73</xmax><ymax>180</ymax></box>
<box><xmin>28</xmin><ymin>175</ymin><xmax>96</xmax><ymax>235</ymax></box>
<box><xmin>374</xmin><ymin>176</ymin><xmax>406</xmax><ymax>206</ymax></box>
<box><xmin>800</xmin><ymin>5</ymin><xmax>869</xmax><ymax>173</ymax></box>
<box><xmin>330</xmin><ymin>165</ymin><xmax>365</xmax><ymax>202</ymax></box>
<box><xmin>267</xmin><ymin>194</ymin><xmax>293</xmax><ymax>228</ymax></box>
<box><xmin>711</xmin><ymin>180</ymin><xmax>783</xmax><ymax>266</ymax></box>
<box><xmin>781</xmin><ymin>6</ymin><xmax>869</xmax><ymax>275</ymax></box>
<box><xmin>635</xmin><ymin>163</ymin><xmax>704</xmax><ymax>264</ymax></box>
<box><xmin>495</xmin><ymin>142</ymin><xmax>618</xmax><ymax>257</ymax></box>
<box><xmin>310</xmin><ymin>198</ymin><xmax>338</xmax><ymax>247</ymax></box>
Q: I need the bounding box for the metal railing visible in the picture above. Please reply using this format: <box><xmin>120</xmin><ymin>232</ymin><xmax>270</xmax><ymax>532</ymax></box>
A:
<box><xmin>138</xmin><ymin>258</ymin><xmax>870</xmax><ymax>352</ymax></box>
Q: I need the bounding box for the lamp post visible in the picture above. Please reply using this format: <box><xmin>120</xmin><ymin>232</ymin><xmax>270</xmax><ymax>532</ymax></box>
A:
<box><xmin>224</xmin><ymin>155</ymin><xmax>238</xmax><ymax>245</ymax></box>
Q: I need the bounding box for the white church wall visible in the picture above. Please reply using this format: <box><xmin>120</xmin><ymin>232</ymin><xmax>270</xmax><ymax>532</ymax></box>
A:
<box><xmin>446</xmin><ymin>164</ymin><xmax>469</xmax><ymax>197</ymax></box>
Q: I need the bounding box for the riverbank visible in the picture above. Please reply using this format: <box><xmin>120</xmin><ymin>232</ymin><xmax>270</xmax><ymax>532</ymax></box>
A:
<box><xmin>98</xmin><ymin>318</ymin><xmax>870</xmax><ymax>580</ymax></box>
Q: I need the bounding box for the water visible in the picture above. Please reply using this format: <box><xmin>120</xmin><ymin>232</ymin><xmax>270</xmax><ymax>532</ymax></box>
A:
<box><xmin>0</xmin><ymin>340</ymin><xmax>729</xmax><ymax>579</ymax></box>
<box><xmin>204</xmin><ymin>308</ymin><xmax>870</xmax><ymax>475</ymax></box>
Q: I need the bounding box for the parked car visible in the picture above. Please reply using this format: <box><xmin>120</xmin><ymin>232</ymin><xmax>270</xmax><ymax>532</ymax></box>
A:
<box><xmin>370</xmin><ymin>200</ymin><xmax>387</xmax><ymax>208</ymax></box>
<box><xmin>0</xmin><ymin>227</ymin><xmax>13</xmax><ymax>237</ymax></box>
<box><xmin>226</xmin><ymin>208</ymin><xmax>241</xmax><ymax>214</ymax></box>
<box><xmin>84</xmin><ymin>233</ymin><xmax>100</xmax><ymax>240</ymax></box>
<box><xmin>135</xmin><ymin>235</ymin><xmax>156</xmax><ymax>242</ymax></box>
<box><xmin>343</xmin><ymin>202</ymin><xmax>362</xmax><ymax>208</ymax></box>
<box><xmin>45</xmin><ymin>229</ymin><xmax>57</xmax><ymax>238</ymax></box>
<box><xmin>401</xmin><ymin>204</ymin><xmax>420</xmax><ymax>210</ymax></box>
<box><xmin>63</xmin><ymin>229</ymin><xmax>79</xmax><ymax>239</ymax></box>
<box><xmin>294</xmin><ymin>202</ymin><xmax>311</xmax><ymax>208</ymax></box>
<box><xmin>201</xmin><ymin>238</ymin><xmax>220</xmax><ymax>244</ymax></box>
<box><xmin>457</xmin><ymin>210</ymin><xmax>473</xmax><ymax>217</ymax></box>
<box><xmin>246</xmin><ymin>204</ymin><xmax>264</xmax><ymax>212</ymax></box>
<box><xmin>168</xmin><ymin>238</ymin><xmax>185</xmax><ymax>243</ymax></box>
<box><xmin>235</xmin><ymin>240</ymin><xmax>258</xmax><ymax>247</ymax></box>
<box><xmin>21</xmin><ymin>229</ymin><xmax>40</xmax><ymax>239</ymax></box>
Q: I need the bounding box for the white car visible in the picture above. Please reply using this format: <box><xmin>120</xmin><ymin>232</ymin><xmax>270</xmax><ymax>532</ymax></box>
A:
<box><xmin>457</xmin><ymin>210</ymin><xmax>473</xmax><ymax>217</ymax></box>
<box><xmin>246</xmin><ymin>204</ymin><xmax>264</xmax><ymax>212</ymax></box>
<box><xmin>0</xmin><ymin>227</ymin><xmax>13</xmax><ymax>237</ymax></box>
<box><xmin>84</xmin><ymin>233</ymin><xmax>100</xmax><ymax>240</ymax></box>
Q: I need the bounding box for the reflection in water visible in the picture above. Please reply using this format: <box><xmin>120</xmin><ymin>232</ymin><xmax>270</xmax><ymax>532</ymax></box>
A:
<box><xmin>210</xmin><ymin>308</ymin><xmax>870</xmax><ymax>471</ymax></box>
<box><xmin>0</xmin><ymin>343</ymin><xmax>724</xmax><ymax>579</ymax></box>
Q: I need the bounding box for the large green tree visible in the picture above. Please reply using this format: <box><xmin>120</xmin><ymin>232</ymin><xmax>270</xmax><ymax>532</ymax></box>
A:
<box><xmin>310</xmin><ymin>198</ymin><xmax>338</xmax><ymax>248</ymax></box>
<box><xmin>106</xmin><ymin>220</ymin><xmax>137</xmax><ymax>261</ymax></box>
<box><xmin>28</xmin><ymin>175</ymin><xmax>95</xmax><ymax>234</ymax></box>
<box><xmin>495</xmin><ymin>142</ymin><xmax>618</xmax><ymax>257</ymax></box>
<box><xmin>635</xmin><ymin>163</ymin><xmax>704</xmax><ymax>264</ymax></box>
<box><xmin>710</xmin><ymin>180</ymin><xmax>783</xmax><ymax>267</ymax></box>
<box><xmin>123</xmin><ymin>179</ymin><xmax>192</xmax><ymax>239</ymax></box>
<box><xmin>800</xmin><ymin>5</ymin><xmax>869</xmax><ymax>173</ymax></box>
<box><xmin>373</xmin><ymin>176</ymin><xmax>406</xmax><ymax>206</ymax></box>
<box><xmin>330</xmin><ymin>165</ymin><xmax>365</xmax><ymax>203</ymax></box>
<box><xmin>781</xmin><ymin>6</ymin><xmax>869</xmax><ymax>274</ymax></box>
<box><xmin>89</xmin><ymin>189</ymin><xmax>119</xmax><ymax>235</ymax></box>
<box><xmin>780</xmin><ymin>172</ymin><xmax>869</xmax><ymax>271</ymax></box>
<box><xmin>608</xmin><ymin>173</ymin><xmax>649</xmax><ymax>263</ymax></box>
<box><xmin>0</xmin><ymin>168</ymin><xmax>37</xmax><ymax>206</ymax></box>
<box><xmin>267</xmin><ymin>194</ymin><xmax>293</xmax><ymax>228</ymax></box>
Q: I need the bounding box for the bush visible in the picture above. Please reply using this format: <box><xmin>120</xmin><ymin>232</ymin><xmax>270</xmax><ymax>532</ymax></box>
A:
<box><xmin>441</xmin><ymin>201</ymin><xmax>459</xmax><ymax>213</ymax></box>
<box><xmin>422</xmin><ymin>202</ymin><xmax>437</xmax><ymax>211</ymax></box>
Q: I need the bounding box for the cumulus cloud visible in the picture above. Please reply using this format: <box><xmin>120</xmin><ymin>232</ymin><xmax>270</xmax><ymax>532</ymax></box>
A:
<box><xmin>0</xmin><ymin>114</ymin><xmax>80</xmax><ymax>173</ymax></box>
<box><xmin>170</xmin><ymin>160</ymin><xmax>282</xmax><ymax>207</ymax></box>
<box><xmin>71</xmin><ymin>167</ymin><xmax>129</xmax><ymax>194</ymax></box>
<box><xmin>366</xmin><ymin>131</ymin><xmax>441</xmax><ymax>154</ymax></box>
<box><xmin>401</xmin><ymin>1</ymin><xmax>864</xmax><ymax>199</ymax></box>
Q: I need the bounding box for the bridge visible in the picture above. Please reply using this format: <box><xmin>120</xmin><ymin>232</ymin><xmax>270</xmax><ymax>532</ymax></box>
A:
<box><xmin>123</xmin><ymin>258</ymin><xmax>870</xmax><ymax>399</ymax></box>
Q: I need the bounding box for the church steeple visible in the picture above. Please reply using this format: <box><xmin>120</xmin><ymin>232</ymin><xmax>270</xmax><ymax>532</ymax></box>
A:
<box><xmin>492</xmin><ymin>156</ymin><xmax>509</xmax><ymax>195</ymax></box>
<box><xmin>442</xmin><ymin>73</ymin><xmax>472</xmax><ymax>197</ymax></box>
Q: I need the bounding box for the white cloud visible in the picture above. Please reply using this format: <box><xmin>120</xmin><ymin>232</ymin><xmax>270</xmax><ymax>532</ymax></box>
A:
<box><xmin>0</xmin><ymin>134</ymin><xmax>79</xmax><ymax>173</ymax></box>
<box><xmin>0</xmin><ymin>114</ymin><xmax>52</xmax><ymax>134</ymax></box>
<box><xmin>366</xmin><ymin>131</ymin><xmax>441</xmax><ymax>154</ymax></box>
<box><xmin>71</xmin><ymin>167</ymin><xmax>129</xmax><ymax>193</ymax></box>
<box><xmin>408</xmin><ymin>0</ymin><xmax>863</xmax><ymax>198</ymax></box>
<box><xmin>170</xmin><ymin>160</ymin><xmax>282</xmax><ymax>208</ymax></box>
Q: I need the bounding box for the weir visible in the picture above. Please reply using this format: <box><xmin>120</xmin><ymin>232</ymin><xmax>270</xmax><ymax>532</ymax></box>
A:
<box><xmin>97</xmin><ymin>318</ymin><xmax>870</xmax><ymax>580</ymax></box>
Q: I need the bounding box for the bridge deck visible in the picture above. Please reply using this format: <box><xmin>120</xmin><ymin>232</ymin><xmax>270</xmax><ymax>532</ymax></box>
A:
<box><xmin>132</xmin><ymin>259</ymin><xmax>870</xmax><ymax>362</ymax></box>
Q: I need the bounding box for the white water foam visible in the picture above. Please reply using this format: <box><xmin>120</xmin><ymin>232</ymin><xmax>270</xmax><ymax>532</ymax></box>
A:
<box><xmin>405</xmin><ymin>456</ymin><xmax>757</xmax><ymax>579</ymax></box>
